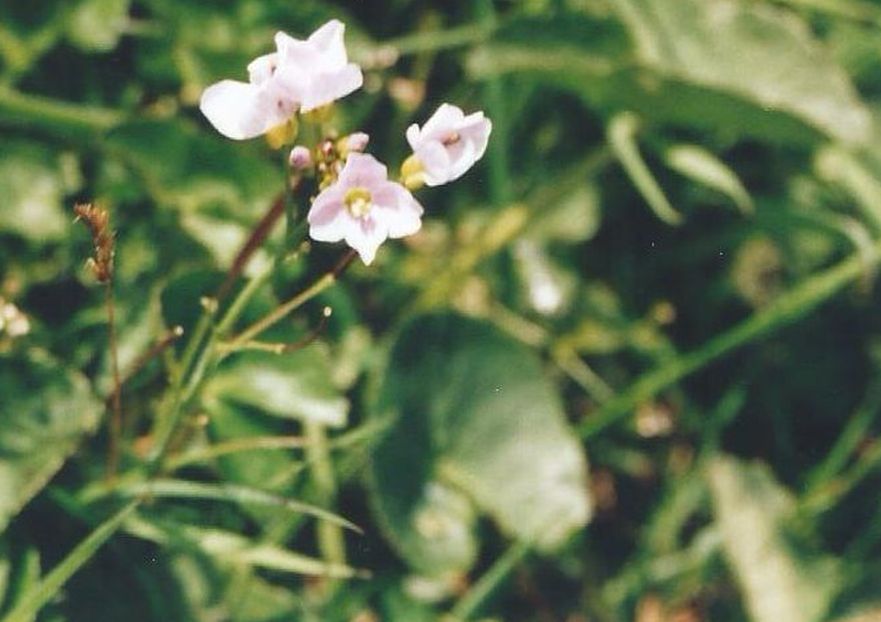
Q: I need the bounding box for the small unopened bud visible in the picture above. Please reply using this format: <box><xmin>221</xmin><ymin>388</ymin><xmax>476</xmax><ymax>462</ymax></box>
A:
<box><xmin>344</xmin><ymin>132</ymin><xmax>369</xmax><ymax>154</ymax></box>
<box><xmin>289</xmin><ymin>145</ymin><xmax>313</xmax><ymax>170</ymax></box>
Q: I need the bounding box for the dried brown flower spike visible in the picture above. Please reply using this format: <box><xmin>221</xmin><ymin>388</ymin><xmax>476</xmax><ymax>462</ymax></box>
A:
<box><xmin>74</xmin><ymin>202</ymin><xmax>122</xmax><ymax>478</ymax></box>
<box><xmin>74</xmin><ymin>203</ymin><xmax>114</xmax><ymax>283</ymax></box>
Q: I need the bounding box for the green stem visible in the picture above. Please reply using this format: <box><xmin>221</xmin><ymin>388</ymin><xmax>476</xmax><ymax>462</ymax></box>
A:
<box><xmin>0</xmin><ymin>86</ymin><xmax>122</xmax><ymax>138</ymax></box>
<box><xmin>580</xmin><ymin>239</ymin><xmax>881</xmax><ymax>438</ymax></box>
<box><xmin>147</xmin><ymin>308</ymin><xmax>214</xmax><ymax>464</ymax></box>
<box><xmin>304</xmin><ymin>421</ymin><xmax>346</xmax><ymax>589</ymax></box>
<box><xmin>449</xmin><ymin>541</ymin><xmax>530</xmax><ymax>621</ymax></box>
<box><xmin>226</xmin><ymin>250</ymin><xmax>355</xmax><ymax>349</ymax></box>
<box><xmin>476</xmin><ymin>0</ymin><xmax>511</xmax><ymax>207</ymax></box>
<box><xmin>804</xmin><ymin>372</ymin><xmax>881</xmax><ymax>494</ymax></box>
<box><xmin>1</xmin><ymin>501</ymin><xmax>138</xmax><ymax>622</ymax></box>
<box><xmin>149</xmin><ymin>263</ymin><xmax>274</xmax><ymax>467</ymax></box>
<box><xmin>772</xmin><ymin>0</ymin><xmax>881</xmax><ymax>25</ymax></box>
<box><xmin>361</xmin><ymin>21</ymin><xmax>497</xmax><ymax>63</ymax></box>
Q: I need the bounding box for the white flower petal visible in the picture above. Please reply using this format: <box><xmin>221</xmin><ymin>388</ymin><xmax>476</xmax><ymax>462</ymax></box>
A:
<box><xmin>405</xmin><ymin>123</ymin><xmax>422</xmax><ymax>150</ymax></box>
<box><xmin>199</xmin><ymin>80</ymin><xmax>275</xmax><ymax>140</ymax></box>
<box><xmin>417</xmin><ymin>141</ymin><xmax>453</xmax><ymax>186</ymax></box>
<box><xmin>405</xmin><ymin>103</ymin><xmax>492</xmax><ymax>186</ymax></box>
<box><xmin>201</xmin><ymin>22</ymin><xmax>362</xmax><ymax>140</ymax></box>
<box><xmin>307</xmin><ymin>19</ymin><xmax>347</xmax><ymax>67</ymax></box>
<box><xmin>384</xmin><ymin>186</ymin><xmax>424</xmax><ymax>239</ymax></box>
<box><xmin>421</xmin><ymin>103</ymin><xmax>465</xmax><ymax>139</ymax></box>
<box><xmin>344</xmin><ymin>217</ymin><xmax>388</xmax><ymax>265</ymax></box>
<box><xmin>247</xmin><ymin>52</ymin><xmax>278</xmax><ymax>85</ymax></box>
<box><xmin>298</xmin><ymin>63</ymin><xmax>363</xmax><ymax>112</ymax></box>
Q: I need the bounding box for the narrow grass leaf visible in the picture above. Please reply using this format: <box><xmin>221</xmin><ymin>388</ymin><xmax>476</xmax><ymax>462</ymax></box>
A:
<box><xmin>607</xmin><ymin>112</ymin><xmax>683</xmax><ymax>225</ymax></box>
<box><xmin>118</xmin><ymin>479</ymin><xmax>361</xmax><ymax>533</ymax></box>
<box><xmin>124</xmin><ymin>516</ymin><xmax>364</xmax><ymax>579</ymax></box>
<box><xmin>1</xmin><ymin>501</ymin><xmax>137</xmax><ymax>622</ymax></box>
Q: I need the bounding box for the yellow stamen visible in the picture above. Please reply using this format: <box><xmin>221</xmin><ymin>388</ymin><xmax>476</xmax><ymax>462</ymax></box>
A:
<box><xmin>344</xmin><ymin>187</ymin><xmax>372</xmax><ymax>218</ymax></box>
<box><xmin>400</xmin><ymin>154</ymin><xmax>426</xmax><ymax>191</ymax></box>
<box><xmin>265</xmin><ymin>116</ymin><xmax>299</xmax><ymax>149</ymax></box>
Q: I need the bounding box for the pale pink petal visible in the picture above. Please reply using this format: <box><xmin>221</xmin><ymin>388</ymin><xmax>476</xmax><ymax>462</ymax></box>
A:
<box><xmin>420</xmin><ymin>103</ymin><xmax>465</xmax><ymax>140</ymax></box>
<box><xmin>289</xmin><ymin>145</ymin><xmax>312</xmax><ymax>169</ymax></box>
<box><xmin>307</xmin><ymin>187</ymin><xmax>347</xmax><ymax>242</ymax></box>
<box><xmin>345</xmin><ymin>132</ymin><xmax>370</xmax><ymax>153</ymax></box>
<box><xmin>461</xmin><ymin>114</ymin><xmax>492</xmax><ymax>161</ymax></box>
<box><xmin>383</xmin><ymin>185</ymin><xmax>424</xmax><ymax>238</ymax></box>
<box><xmin>344</xmin><ymin>216</ymin><xmax>388</xmax><ymax>265</ymax></box>
<box><xmin>308</xmin><ymin>185</ymin><xmax>345</xmax><ymax>225</ymax></box>
<box><xmin>445</xmin><ymin>139</ymin><xmax>478</xmax><ymax>183</ymax></box>
<box><xmin>416</xmin><ymin>141</ymin><xmax>453</xmax><ymax>186</ymax></box>
<box><xmin>406</xmin><ymin>104</ymin><xmax>492</xmax><ymax>185</ymax></box>
<box><xmin>339</xmin><ymin>153</ymin><xmax>388</xmax><ymax>187</ymax></box>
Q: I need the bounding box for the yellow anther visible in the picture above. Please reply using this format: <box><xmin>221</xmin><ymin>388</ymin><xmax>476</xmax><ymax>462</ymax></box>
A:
<box><xmin>344</xmin><ymin>187</ymin><xmax>373</xmax><ymax>218</ymax></box>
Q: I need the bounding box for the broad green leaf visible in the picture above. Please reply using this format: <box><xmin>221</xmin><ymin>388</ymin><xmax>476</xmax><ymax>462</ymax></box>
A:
<box><xmin>815</xmin><ymin>146</ymin><xmax>881</xmax><ymax>232</ymax></box>
<box><xmin>104</xmin><ymin>120</ymin><xmax>278</xmax><ymax>219</ymax></box>
<box><xmin>526</xmin><ymin>183</ymin><xmax>601</xmax><ymax>244</ymax></box>
<box><xmin>706</xmin><ymin>455</ymin><xmax>842</xmax><ymax>622</ymax></box>
<box><xmin>0</xmin><ymin>350</ymin><xmax>101</xmax><ymax>532</ymax></box>
<box><xmin>611</xmin><ymin>0</ymin><xmax>871</xmax><ymax>143</ymax></box>
<box><xmin>0</xmin><ymin>143</ymin><xmax>73</xmax><ymax>241</ymax></box>
<box><xmin>201</xmin><ymin>401</ymin><xmax>296</xmax><ymax>494</ymax></box>
<box><xmin>468</xmin><ymin>5</ymin><xmax>870</xmax><ymax>144</ymax></box>
<box><xmin>833</xmin><ymin>607</ymin><xmax>881</xmax><ymax>622</ymax></box>
<box><xmin>369</xmin><ymin>313</ymin><xmax>591</xmax><ymax>576</ymax></box>
<box><xmin>204</xmin><ymin>348</ymin><xmax>349</xmax><ymax>428</ymax></box>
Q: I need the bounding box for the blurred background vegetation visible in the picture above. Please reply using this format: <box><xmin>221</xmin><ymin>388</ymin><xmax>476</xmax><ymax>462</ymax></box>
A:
<box><xmin>4</xmin><ymin>0</ymin><xmax>881</xmax><ymax>620</ymax></box>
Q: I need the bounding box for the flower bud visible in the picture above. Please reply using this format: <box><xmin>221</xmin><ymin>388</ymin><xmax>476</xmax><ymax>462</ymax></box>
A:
<box><xmin>345</xmin><ymin>132</ymin><xmax>369</xmax><ymax>153</ymax></box>
<box><xmin>289</xmin><ymin>145</ymin><xmax>313</xmax><ymax>170</ymax></box>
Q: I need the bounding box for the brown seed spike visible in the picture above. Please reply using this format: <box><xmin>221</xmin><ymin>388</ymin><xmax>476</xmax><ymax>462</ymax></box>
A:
<box><xmin>74</xmin><ymin>203</ymin><xmax>115</xmax><ymax>283</ymax></box>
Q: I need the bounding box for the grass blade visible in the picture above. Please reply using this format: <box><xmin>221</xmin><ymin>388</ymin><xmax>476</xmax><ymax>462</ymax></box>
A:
<box><xmin>124</xmin><ymin>516</ymin><xmax>366</xmax><ymax>579</ymax></box>
<box><xmin>118</xmin><ymin>479</ymin><xmax>361</xmax><ymax>533</ymax></box>
<box><xmin>1</xmin><ymin>501</ymin><xmax>137</xmax><ymax>622</ymax></box>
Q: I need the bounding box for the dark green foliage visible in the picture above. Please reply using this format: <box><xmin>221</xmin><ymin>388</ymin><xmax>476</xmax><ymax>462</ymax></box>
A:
<box><xmin>3</xmin><ymin>0</ymin><xmax>881</xmax><ymax>620</ymax></box>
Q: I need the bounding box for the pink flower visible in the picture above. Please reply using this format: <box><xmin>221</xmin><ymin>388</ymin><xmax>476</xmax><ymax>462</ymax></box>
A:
<box><xmin>200</xmin><ymin>20</ymin><xmax>363</xmax><ymax>140</ymax></box>
<box><xmin>308</xmin><ymin>153</ymin><xmax>424</xmax><ymax>265</ymax></box>
<box><xmin>405</xmin><ymin>103</ymin><xmax>492</xmax><ymax>186</ymax></box>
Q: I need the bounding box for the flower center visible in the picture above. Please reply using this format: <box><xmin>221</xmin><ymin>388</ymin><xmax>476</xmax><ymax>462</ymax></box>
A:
<box><xmin>344</xmin><ymin>187</ymin><xmax>373</xmax><ymax>218</ymax></box>
<box><xmin>442</xmin><ymin>131</ymin><xmax>461</xmax><ymax>146</ymax></box>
